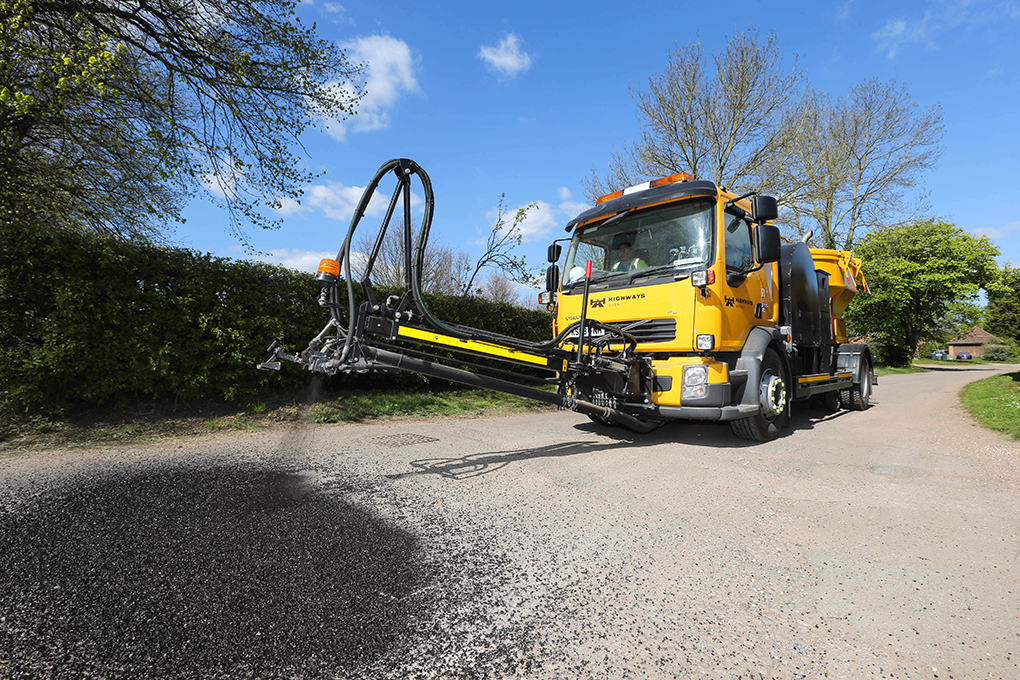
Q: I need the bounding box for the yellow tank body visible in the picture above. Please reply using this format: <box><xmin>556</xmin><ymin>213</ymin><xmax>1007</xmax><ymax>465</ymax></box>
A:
<box><xmin>809</xmin><ymin>248</ymin><xmax>867</xmax><ymax>343</ymax></box>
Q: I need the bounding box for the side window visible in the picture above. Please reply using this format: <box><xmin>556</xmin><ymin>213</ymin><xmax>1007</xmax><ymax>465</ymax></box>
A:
<box><xmin>724</xmin><ymin>211</ymin><xmax>754</xmax><ymax>274</ymax></box>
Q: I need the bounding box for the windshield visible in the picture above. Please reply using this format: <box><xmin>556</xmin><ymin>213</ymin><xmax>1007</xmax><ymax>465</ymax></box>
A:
<box><xmin>562</xmin><ymin>197</ymin><xmax>715</xmax><ymax>286</ymax></box>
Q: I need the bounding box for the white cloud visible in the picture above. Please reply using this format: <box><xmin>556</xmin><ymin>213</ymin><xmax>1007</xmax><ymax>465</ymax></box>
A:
<box><xmin>483</xmin><ymin>191</ymin><xmax>594</xmax><ymax>245</ymax></box>
<box><xmin>275</xmin><ymin>180</ymin><xmax>423</xmax><ymax>224</ymax></box>
<box><xmin>478</xmin><ymin>33</ymin><xmax>532</xmax><ymax>79</ymax></box>
<box><xmin>487</xmin><ymin>200</ymin><xmax>555</xmax><ymax>243</ymax></box>
<box><xmin>558</xmin><ymin>199</ymin><xmax>589</xmax><ymax>218</ymax></box>
<box><xmin>872</xmin><ymin>2</ymin><xmax>1019</xmax><ymax>58</ymax></box>
<box><xmin>981</xmin><ymin>66</ymin><xmax>1003</xmax><ymax>81</ymax></box>
<box><xmin>872</xmin><ymin>18</ymin><xmax>912</xmax><ymax>57</ymax></box>
<box><xmin>554</xmin><ymin>187</ymin><xmax>591</xmax><ymax>220</ymax></box>
<box><xmin>971</xmin><ymin>220</ymin><xmax>1020</xmax><ymax>240</ymax></box>
<box><xmin>257</xmin><ymin>248</ymin><xmax>370</xmax><ymax>276</ymax></box>
<box><xmin>322</xmin><ymin>35</ymin><xmax>419</xmax><ymax>140</ymax></box>
<box><xmin>258</xmin><ymin>248</ymin><xmax>338</xmax><ymax>273</ymax></box>
<box><xmin>321</xmin><ymin>2</ymin><xmax>348</xmax><ymax>16</ymax></box>
<box><xmin>835</xmin><ymin>0</ymin><xmax>854</xmax><ymax>22</ymax></box>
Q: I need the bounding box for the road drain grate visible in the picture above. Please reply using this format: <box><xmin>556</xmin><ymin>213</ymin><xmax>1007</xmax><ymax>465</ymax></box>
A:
<box><xmin>371</xmin><ymin>433</ymin><xmax>440</xmax><ymax>448</ymax></box>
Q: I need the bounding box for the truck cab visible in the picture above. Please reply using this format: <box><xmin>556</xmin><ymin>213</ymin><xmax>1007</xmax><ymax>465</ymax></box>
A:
<box><xmin>543</xmin><ymin>172</ymin><xmax>872</xmax><ymax>441</ymax></box>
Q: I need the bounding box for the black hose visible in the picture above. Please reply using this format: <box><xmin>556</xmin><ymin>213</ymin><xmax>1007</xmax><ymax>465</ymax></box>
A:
<box><xmin>333</xmin><ymin>159</ymin><xmax>639</xmax><ymax>359</ymax></box>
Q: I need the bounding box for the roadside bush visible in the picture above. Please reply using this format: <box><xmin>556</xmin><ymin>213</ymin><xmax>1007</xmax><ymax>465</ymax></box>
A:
<box><xmin>982</xmin><ymin>344</ymin><xmax>1011</xmax><ymax>362</ymax></box>
<box><xmin>917</xmin><ymin>340</ymin><xmax>942</xmax><ymax>359</ymax></box>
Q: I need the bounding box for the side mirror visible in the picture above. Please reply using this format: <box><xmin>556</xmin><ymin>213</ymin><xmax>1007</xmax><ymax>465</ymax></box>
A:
<box><xmin>752</xmin><ymin>195</ymin><xmax>778</xmax><ymax>224</ymax></box>
<box><xmin>755</xmin><ymin>224</ymin><xmax>781</xmax><ymax>264</ymax></box>
<box><xmin>547</xmin><ymin>243</ymin><xmax>562</xmax><ymax>263</ymax></box>
<box><xmin>545</xmin><ymin>264</ymin><xmax>560</xmax><ymax>292</ymax></box>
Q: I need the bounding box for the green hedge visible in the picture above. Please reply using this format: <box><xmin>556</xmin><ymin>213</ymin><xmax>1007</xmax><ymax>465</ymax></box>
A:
<box><xmin>982</xmin><ymin>344</ymin><xmax>1011</xmax><ymax>362</ymax></box>
<box><xmin>0</xmin><ymin>222</ymin><xmax>554</xmax><ymax>413</ymax></box>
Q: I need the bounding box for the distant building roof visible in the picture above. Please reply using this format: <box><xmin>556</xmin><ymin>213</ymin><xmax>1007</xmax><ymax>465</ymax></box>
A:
<box><xmin>949</xmin><ymin>326</ymin><xmax>1002</xmax><ymax>346</ymax></box>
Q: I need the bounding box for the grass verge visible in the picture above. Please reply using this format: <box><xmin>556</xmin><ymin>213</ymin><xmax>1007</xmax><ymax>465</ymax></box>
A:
<box><xmin>959</xmin><ymin>371</ymin><xmax>1020</xmax><ymax>441</ymax></box>
<box><xmin>0</xmin><ymin>388</ymin><xmax>557</xmax><ymax>453</ymax></box>
<box><xmin>876</xmin><ymin>364</ymin><xmax>932</xmax><ymax>376</ymax></box>
<box><xmin>308</xmin><ymin>388</ymin><xmax>553</xmax><ymax>424</ymax></box>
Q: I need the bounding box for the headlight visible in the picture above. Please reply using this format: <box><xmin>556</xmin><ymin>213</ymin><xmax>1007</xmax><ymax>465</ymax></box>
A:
<box><xmin>696</xmin><ymin>334</ymin><xmax>715</xmax><ymax>350</ymax></box>
<box><xmin>683</xmin><ymin>365</ymin><xmax>708</xmax><ymax>386</ymax></box>
<box><xmin>691</xmin><ymin>269</ymin><xmax>716</xmax><ymax>287</ymax></box>
<box><xmin>682</xmin><ymin>364</ymin><xmax>709</xmax><ymax>400</ymax></box>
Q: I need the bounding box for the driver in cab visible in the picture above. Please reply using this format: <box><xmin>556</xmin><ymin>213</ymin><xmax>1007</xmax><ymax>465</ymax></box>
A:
<box><xmin>611</xmin><ymin>233</ymin><xmax>648</xmax><ymax>272</ymax></box>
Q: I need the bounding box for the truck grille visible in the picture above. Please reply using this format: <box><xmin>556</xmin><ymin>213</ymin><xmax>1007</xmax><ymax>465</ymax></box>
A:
<box><xmin>609</xmin><ymin>318</ymin><xmax>677</xmax><ymax>344</ymax></box>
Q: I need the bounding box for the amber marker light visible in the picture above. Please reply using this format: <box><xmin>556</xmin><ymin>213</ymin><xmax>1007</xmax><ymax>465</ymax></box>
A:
<box><xmin>595</xmin><ymin>189</ymin><xmax>624</xmax><ymax>205</ymax></box>
<box><xmin>650</xmin><ymin>171</ymin><xmax>693</xmax><ymax>187</ymax></box>
<box><xmin>315</xmin><ymin>258</ymin><xmax>340</xmax><ymax>286</ymax></box>
<box><xmin>594</xmin><ymin>171</ymin><xmax>694</xmax><ymax>205</ymax></box>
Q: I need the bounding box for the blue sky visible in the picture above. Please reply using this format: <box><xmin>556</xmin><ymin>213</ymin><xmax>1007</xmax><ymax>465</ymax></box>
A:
<box><xmin>177</xmin><ymin>0</ymin><xmax>1020</xmax><ymax>296</ymax></box>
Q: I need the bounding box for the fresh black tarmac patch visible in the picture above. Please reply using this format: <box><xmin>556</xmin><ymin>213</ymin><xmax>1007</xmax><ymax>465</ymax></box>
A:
<box><xmin>0</xmin><ymin>464</ymin><xmax>427</xmax><ymax>678</ymax></box>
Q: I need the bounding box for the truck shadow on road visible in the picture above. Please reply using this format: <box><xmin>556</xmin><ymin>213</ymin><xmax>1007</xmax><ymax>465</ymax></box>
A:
<box><xmin>394</xmin><ymin>427</ymin><xmax>669</xmax><ymax>480</ymax></box>
<box><xmin>393</xmin><ymin>398</ymin><xmax>892</xmax><ymax>481</ymax></box>
<box><xmin>786</xmin><ymin>403</ymin><xmax>862</xmax><ymax>434</ymax></box>
<box><xmin>395</xmin><ymin>413</ymin><xmax>808</xmax><ymax>479</ymax></box>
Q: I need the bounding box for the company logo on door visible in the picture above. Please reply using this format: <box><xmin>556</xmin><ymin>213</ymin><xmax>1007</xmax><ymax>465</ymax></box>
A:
<box><xmin>724</xmin><ymin>295</ymin><xmax>753</xmax><ymax>308</ymax></box>
<box><xmin>590</xmin><ymin>293</ymin><xmax>646</xmax><ymax>308</ymax></box>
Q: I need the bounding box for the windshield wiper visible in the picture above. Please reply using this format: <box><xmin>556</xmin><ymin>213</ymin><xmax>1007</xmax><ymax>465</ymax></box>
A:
<box><xmin>628</xmin><ymin>265</ymin><xmax>675</xmax><ymax>283</ymax></box>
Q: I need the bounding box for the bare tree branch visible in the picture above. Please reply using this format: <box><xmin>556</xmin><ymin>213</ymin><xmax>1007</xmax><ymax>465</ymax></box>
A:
<box><xmin>461</xmin><ymin>196</ymin><xmax>538</xmax><ymax>295</ymax></box>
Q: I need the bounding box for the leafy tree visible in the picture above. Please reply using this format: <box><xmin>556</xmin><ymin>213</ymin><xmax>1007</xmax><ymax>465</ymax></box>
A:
<box><xmin>933</xmin><ymin>297</ymin><xmax>985</xmax><ymax>344</ymax></box>
<box><xmin>584</xmin><ymin>28</ymin><xmax>805</xmax><ymax>202</ymax></box>
<box><xmin>0</xmin><ymin>0</ymin><xmax>361</xmax><ymax>244</ymax></box>
<box><xmin>845</xmin><ymin>220</ymin><xmax>1000</xmax><ymax>366</ymax></box>
<box><xmin>985</xmin><ymin>265</ymin><xmax>1020</xmax><ymax>345</ymax></box>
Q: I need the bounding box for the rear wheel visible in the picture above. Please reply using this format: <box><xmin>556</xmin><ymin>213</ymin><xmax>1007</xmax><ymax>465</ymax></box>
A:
<box><xmin>731</xmin><ymin>348</ymin><xmax>790</xmax><ymax>442</ymax></box>
<box><xmin>840</xmin><ymin>353</ymin><xmax>872</xmax><ymax>411</ymax></box>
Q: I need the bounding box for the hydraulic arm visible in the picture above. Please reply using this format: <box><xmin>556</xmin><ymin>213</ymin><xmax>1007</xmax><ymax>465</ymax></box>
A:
<box><xmin>258</xmin><ymin>158</ymin><xmax>661</xmax><ymax>432</ymax></box>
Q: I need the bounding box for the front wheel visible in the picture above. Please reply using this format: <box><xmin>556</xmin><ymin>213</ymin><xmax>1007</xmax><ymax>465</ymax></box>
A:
<box><xmin>731</xmin><ymin>347</ymin><xmax>790</xmax><ymax>442</ymax></box>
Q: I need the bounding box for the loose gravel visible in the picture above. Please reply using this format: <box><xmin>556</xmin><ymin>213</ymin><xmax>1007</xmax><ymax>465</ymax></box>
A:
<box><xmin>2</xmin><ymin>365</ymin><xmax>1019</xmax><ymax>679</ymax></box>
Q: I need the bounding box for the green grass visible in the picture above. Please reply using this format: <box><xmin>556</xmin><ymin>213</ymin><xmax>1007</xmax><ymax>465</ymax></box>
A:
<box><xmin>959</xmin><ymin>371</ymin><xmax>1020</xmax><ymax>440</ymax></box>
<box><xmin>0</xmin><ymin>387</ymin><xmax>558</xmax><ymax>452</ymax></box>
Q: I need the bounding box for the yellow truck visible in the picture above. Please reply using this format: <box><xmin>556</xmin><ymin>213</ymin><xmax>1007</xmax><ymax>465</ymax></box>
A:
<box><xmin>260</xmin><ymin>158</ymin><xmax>874</xmax><ymax>441</ymax></box>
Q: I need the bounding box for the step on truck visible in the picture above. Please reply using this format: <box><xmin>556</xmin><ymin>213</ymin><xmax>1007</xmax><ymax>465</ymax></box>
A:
<box><xmin>259</xmin><ymin>158</ymin><xmax>875</xmax><ymax>441</ymax></box>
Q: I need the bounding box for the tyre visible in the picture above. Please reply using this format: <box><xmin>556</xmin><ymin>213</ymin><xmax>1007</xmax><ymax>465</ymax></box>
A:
<box><xmin>819</xmin><ymin>389</ymin><xmax>841</xmax><ymax>413</ymax></box>
<box><xmin>730</xmin><ymin>347</ymin><xmax>790</xmax><ymax>442</ymax></box>
<box><xmin>847</xmin><ymin>354</ymin><xmax>872</xmax><ymax>411</ymax></box>
<box><xmin>839</xmin><ymin>353</ymin><xmax>872</xmax><ymax>411</ymax></box>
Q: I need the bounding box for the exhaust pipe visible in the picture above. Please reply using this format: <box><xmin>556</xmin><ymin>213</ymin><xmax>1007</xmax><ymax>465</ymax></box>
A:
<box><xmin>574</xmin><ymin>400</ymin><xmax>661</xmax><ymax>434</ymax></box>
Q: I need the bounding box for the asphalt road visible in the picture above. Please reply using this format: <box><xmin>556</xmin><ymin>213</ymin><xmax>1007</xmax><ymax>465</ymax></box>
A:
<box><xmin>1</xmin><ymin>364</ymin><xmax>1019</xmax><ymax>679</ymax></box>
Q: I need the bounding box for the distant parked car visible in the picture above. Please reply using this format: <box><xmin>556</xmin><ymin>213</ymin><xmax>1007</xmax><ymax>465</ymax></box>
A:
<box><xmin>956</xmin><ymin>351</ymin><xmax>973</xmax><ymax>360</ymax></box>
<box><xmin>931</xmin><ymin>350</ymin><xmax>949</xmax><ymax>360</ymax></box>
